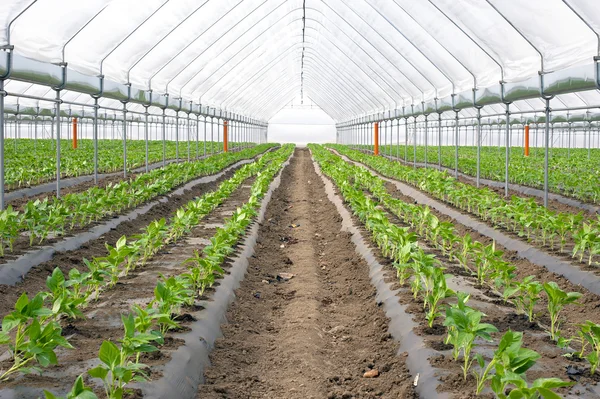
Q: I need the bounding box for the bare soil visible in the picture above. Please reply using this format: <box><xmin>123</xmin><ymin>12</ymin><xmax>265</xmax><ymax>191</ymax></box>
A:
<box><xmin>197</xmin><ymin>148</ymin><xmax>416</xmax><ymax>399</ymax></box>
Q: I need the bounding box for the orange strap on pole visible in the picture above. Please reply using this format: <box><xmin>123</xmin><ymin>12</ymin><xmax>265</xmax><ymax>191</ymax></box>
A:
<box><xmin>72</xmin><ymin>117</ymin><xmax>78</xmax><ymax>149</ymax></box>
<box><xmin>374</xmin><ymin>122</ymin><xmax>379</xmax><ymax>156</ymax></box>
<box><xmin>223</xmin><ymin>120</ymin><xmax>228</xmax><ymax>152</ymax></box>
<box><xmin>524</xmin><ymin>124</ymin><xmax>529</xmax><ymax>157</ymax></box>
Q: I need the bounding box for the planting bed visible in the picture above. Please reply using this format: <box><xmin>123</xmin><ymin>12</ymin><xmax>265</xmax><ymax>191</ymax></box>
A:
<box><xmin>0</xmin><ymin>145</ymin><xmax>274</xmax><ymax>267</ymax></box>
<box><xmin>311</xmin><ymin>145</ymin><xmax>600</xmax><ymax>398</ymax></box>
<box><xmin>334</xmin><ymin>146</ymin><xmax>600</xmax><ymax>275</ymax></box>
<box><xmin>197</xmin><ymin>148</ymin><xmax>416</xmax><ymax>399</ymax></box>
<box><xmin>0</xmin><ymin>145</ymin><xmax>293</xmax><ymax>398</ymax></box>
<box><xmin>372</xmin><ymin>151</ymin><xmax>599</xmax><ymax>216</ymax></box>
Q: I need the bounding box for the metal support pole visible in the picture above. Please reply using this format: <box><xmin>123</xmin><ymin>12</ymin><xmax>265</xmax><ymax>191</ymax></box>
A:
<box><xmin>413</xmin><ymin>117</ymin><xmax>417</xmax><ymax>168</ymax></box>
<box><xmin>210</xmin><ymin>117</ymin><xmax>214</xmax><ymax>155</ymax></box>
<box><xmin>144</xmin><ymin>107</ymin><xmax>149</xmax><ymax>172</ymax></box>
<box><xmin>424</xmin><ymin>115</ymin><xmax>428</xmax><ymax>168</ymax></box>
<box><xmin>567</xmin><ymin>122</ymin><xmax>571</xmax><ymax>159</ymax></box>
<box><xmin>162</xmin><ymin>109</ymin><xmax>166</xmax><ymax>167</ymax></box>
<box><xmin>56</xmin><ymin>90</ymin><xmax>62</xmax><ymax>198</ymax></box>
<box><xmin>175</xmin><ymin>112</ymin><xmax>179</xmax><ymax>162</ymax></box>
<box><xmin>404</xmin><ymin>118</ymin><xmax>408</xmax><ymax>162</ymax></box>
<box><xmin>203</xmin><ymin>116</ymin><xmax>207</xmax><ymax>157</ymax></box>
<box><xmin>438</xmin><ymin>113</ymin><xmax>442</xmax><ymax>169</ymax></box>
<box><xmin>504</xmin><ymin>103</ymin><xmax>510</xmax><ymax>197</ymax></box>
<box><xmin>396</xmin><ymin>119</ymin><xmax>400</xmax><ymax>160</ymax></box>
<box><xmin>93</xmin><ymin>98</ymin><xmax>99</xmax><ymax>183</ymax></box>
<box><xmin>122</xmin><ymin>104</ymin><xmax>127</xmax><ymax>178</ymax></box>
<box><xmin>454</xmin><ymin>111</ymin><xmax>459</xmax><ymax>178</ymax></box>
<box><xmin>476</xmin><ymin>108</ymin><xmax>482</xmax><ymax>187</ymax></box>
<box><xmin>544</xmin><ymin>98</ymin><xmax>551</xmax><ymax>207</ymax></box>
<box><xmin>196</xmin><ymin>115</ymin><xmax>199</xmax><ymax>159</ymax></box>
<box><xmin>0</xmin><ymin>80</ymin><xmax>4</xmax><ymax>210</ymax></box>
<box><xmin>187</xmin><ymin>114</ymin><xmax>191</xmax><ymax>161</ymax></box>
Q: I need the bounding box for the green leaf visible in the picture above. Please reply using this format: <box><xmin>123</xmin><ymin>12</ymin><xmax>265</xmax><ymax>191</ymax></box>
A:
<box><xmin>87</xmin><ymin>365</ymin><xmax>108</xmax><ymax>380</ymax></box>
<box><xmin>98</xmin><ymin>340</ymin><xmax>120</xmax><ymax>368</ymax></box>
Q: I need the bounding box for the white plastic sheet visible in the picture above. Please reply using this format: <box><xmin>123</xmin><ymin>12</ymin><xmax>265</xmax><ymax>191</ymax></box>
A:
<box><xmin>1</xmin><ymin>0</ymin><xmax>599</xmax><ymax>121</ymax></box>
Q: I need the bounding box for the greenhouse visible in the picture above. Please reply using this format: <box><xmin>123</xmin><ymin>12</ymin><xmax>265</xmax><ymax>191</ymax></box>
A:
<box><xmin>1</xmin><ymin>1</ymin><xmax>600</xmax><ymax>398</ymax></box>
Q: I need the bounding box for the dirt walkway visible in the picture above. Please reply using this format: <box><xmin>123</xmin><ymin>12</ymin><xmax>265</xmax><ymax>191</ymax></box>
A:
<box><xmin>197</xmin><ymin>148</ymin><xmax>416</xmax><ymax>399</ymax></box>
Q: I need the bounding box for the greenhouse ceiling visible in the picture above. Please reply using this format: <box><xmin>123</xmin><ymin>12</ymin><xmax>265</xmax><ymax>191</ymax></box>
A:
<box><xmin>1</xmin><ymin>0</ymin><xmax>600</xmax><ymax>123</ymax></box>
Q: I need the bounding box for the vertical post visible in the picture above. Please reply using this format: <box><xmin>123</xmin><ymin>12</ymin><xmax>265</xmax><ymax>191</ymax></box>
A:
<box><xmin>504</xmin><ymin>103</ymin><xmax>510</xmax><ymax>197</ymax></box>
<box><xmin>122</xmin><ymin>104</ymin><xmax>127</xmax><ymax>178</ymax></box>
<box><xmin>396</xmin><ymin>119</ymin><xmax>400</xmax><ymax>160</ymax></box>
<box><xmin>162</xmin><ymin>109</ymin><xmax>166</xmax><ymax>167</ymax></box>
<box><xmin>203</xmin><ymin>116</ymin><xmax>207</xmax><ymax>157</ymax></box>
<box><xmin>187</xmin><ymin>113</ymin><xmax>191</xmax><ymax>161</ymax></box>
<box><xmin>34</xmin><ymin>108</ymin><xmax>38</xmax><ymax>153</ymax></box>
<box><xmin>413</xmin><ymin>116</ymin><xmax>417</xmax><ymax>168</ymax></box>
<box><xmin>476</xmin><ymin>107</ymin><xmax>482</xmax><ymax>187</ymax></box>
<box><xmin>404</xmin><ymin>118</ymin><xmax>408</xmax><ymax>162</ymax></box>
<box><xmin>0</xmin><ymin>80</ymin><xmax>4</xmax><ymax>210</ymax></box>
<box><xmin>223</xmin><ymin>120</ymin><xmax>228</xmax><ymax>152</ymax></box>
<box><xmin>424</xmin><ymin>115</ymin><xmax>428</xmax><ymax>168</ymax></box>
<box><xmin>524</xmin><ymin>124</ymin><xmax>530</xmax><ymax>157</ymax></box>
<box><xmin>438</xmin><ymin>113</ymin><xmax>442</xmax><ymax>169</ymax></box>
<box><xmin>196</xmin><ymin>115</ymin><xmax>199</xmax><ymax>159</ymax></box>
<box><xmin>210</xmin><ymin>117</ymin><xmax>214</xmax><ymax>154</ymax></box>
<box><xmin>175</xmin><ymin>112</ymin><xmax>179</xmax><ymax>162</ymax></box>
<box><xmin>567</xmin><ymin>122</ymin><xmax>571</xmax><ymax>159</ymax></box>
<box><xmin>72</xmin><ymin>117</ymin><xmax>78</xmax><ymax>149</ymax></box>
<box><xmin>454</xmin><ymin>111</ymin><xmax>459</xmax><ymax>178</ymax></box>
<box><xmin>144</xmin><ymin>108</ymin><xmax>149</xmax><ymax>172</ymax></box>
<box><xmin>543</xmin><ymin>98</ymin><xmax>551</xmax><ymax>207</ymax></box>
<box><xmin>93</xmin><ymin>98</ymin><xmax>99</xmax><ymax>183</ymax></box>
<box><xmin>55</xmin><ymin>90</ymin><xmax>62</xmax><ymax>198</ymax></box>
<box><xmin>373</xmin><ymin>122</ymin><xmax>379</xmax><ymax>156</ymax></box>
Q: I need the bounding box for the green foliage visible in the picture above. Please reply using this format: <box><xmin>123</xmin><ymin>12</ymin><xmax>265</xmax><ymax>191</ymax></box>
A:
<box><xmin>542</xmin><ymin>282</ymin><xmax>582</xmax><ymax>341</ymax></box>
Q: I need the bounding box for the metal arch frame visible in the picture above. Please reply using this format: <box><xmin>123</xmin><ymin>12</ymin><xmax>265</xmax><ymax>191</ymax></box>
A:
<box><xmin>360</xmin><ymin>0</ymin><xmax>456</xmax><ymax>94</ymax></box>
<box><xmin>483</xmin><ymin>0</ymin><xmax>544</xmax><ymax>74</ymax></box>
<box><xmin>561</xmin><ymin>0</ymin><xmax>600</xmax><ymax>56</ymax></box>
<box><xmin>389</xmin><ymin>0</ymin><xmax>478</xmax><ymax>89</ymax></box>
<box><xmin>221</xmin><ymin>52</ymin><xmax>366</xmax><ymax>118</ymax></box>
<box><xmin>216</xmin><ymin>37</ymin><xmax>383</xmax><ymax>113</ymax></box>
<box><xmin>99</xmin><ymin>0</ymin><xmax>171</xmax><ymax>76</ymax></box>
<box><xmin>191</xmin><ymin>28</ymin><xmax>397</xmax><ymax>111</ymax></box>
<box><xmin>302</xmin><ymin>54</ymin><xmax>376</xmax><ymax>113</ymax></box>
<box><xmin>305</xmin><ymin>91</ymin><xmax>346</xmax><ymax>121</ymax></box>
<box><xmin>61</xmin><ymin>5</ymin><xmax>109</xmax><ymax>63</ymax></box>
<box><xmin>327</xmin><ymin>0</ymin><xmax>433</xmax><ymax>101</ymax></box>
<box><xmin>236</xmin><ymin>74</ymin><xmax>299</xmax><ymax>115</ymax></box>
<box><xmin>183</xmin><ymin>10</ymin><xmax>406</xmax><ymax>109</ymax></box>
<box><xmin>248</xmin><ymin>82</ymin><xmax>300</xmax><ymax>120</ymax></box>
<box><xmin>125</xmin><ymin>1</ymin><xmax>211</xmax><ymax>85</ymax></box>
<box><xmin>303</xmin><ymin>72</ymin><xmax>361</xmax><ymax>117</ymax></box>
<box><xmin>426</xmin><ymin>0</ymin><xmax>505</xmax><ymax>83</ymax></box>
<box><xmin>217</xmin><ymin>42</ymin><xmax>304</xmax><ymax>106</ymax></box>
<box><xmin>159</xmin><ymin>0</ymin><xmax>281</xmax><ymax>95</ymax></box>
<box><xmin>5</xmin><ymin>0</ymin><xmax>38</xmax><ymax>46</ymax></box>
<box><xmin>209</xmin><ymin>20</ymin><xmax>410</xmax><ymax>110</ymax></box>
<box><xmin>300</xmin><ymin>11</ymin><xmax>411</xmax><ymax>105</ymax></box>
<box><xmin>178</xmin><ymin>8</ymin><xmax>307</xmax><ymax>100</ymax></box>
<box><xmin>209</xmin><ymin>30</ymin><xmax>392</xmax><ymax>113</ymax></box>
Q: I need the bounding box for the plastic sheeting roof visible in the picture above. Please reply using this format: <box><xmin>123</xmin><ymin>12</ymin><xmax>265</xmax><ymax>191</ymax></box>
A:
<box><xmin>1</xmin><ymin>0</ymin><xmax>600</xmax><ymax>122</ymax></box>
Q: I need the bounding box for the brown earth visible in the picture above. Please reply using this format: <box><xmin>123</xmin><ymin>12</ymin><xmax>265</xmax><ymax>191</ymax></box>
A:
<box><xmin>197</xmin><ymin>148</ymin><xmax>416</xmax><ymax>399</ymax></box>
